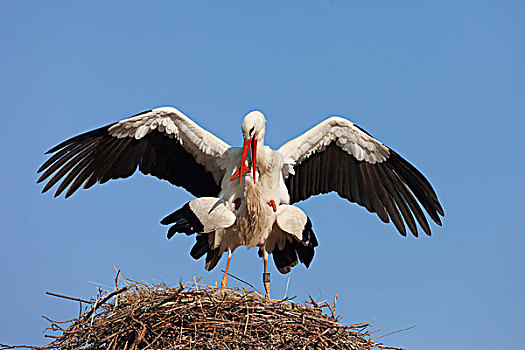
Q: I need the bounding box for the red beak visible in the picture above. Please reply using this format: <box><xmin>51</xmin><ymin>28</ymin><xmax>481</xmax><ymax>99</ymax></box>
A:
<box><xmin>228</xmin><ymin>137</ymin><xmax>257</xmax><ymax>184</ymax></box>
<box><xmin>251</xmin><ymin>139</ymin><xmax>257</xmax><ymax>184</ymax></box>
<box><xmin>228</xmin><ymin>138</ymin><xmax>252</xmax><ymax>184</ymax></box>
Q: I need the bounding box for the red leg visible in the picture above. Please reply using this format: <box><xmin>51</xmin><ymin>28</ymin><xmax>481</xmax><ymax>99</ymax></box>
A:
<box><xmin>263</xmin><ymin>250</ymin><xmax>271</xmax><ymax>298</ymax></box>
<box><xmin>221</xmin><ymin>248</ymin><xmax>232</xmax><ymax>289</ymax></box>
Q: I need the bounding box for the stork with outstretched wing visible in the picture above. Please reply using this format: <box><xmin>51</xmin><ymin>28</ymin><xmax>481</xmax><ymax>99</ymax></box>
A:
<box><xmin>38</xmin><ymin>107</ymin><xmax>444</xmax><ymax>297</ymax></box>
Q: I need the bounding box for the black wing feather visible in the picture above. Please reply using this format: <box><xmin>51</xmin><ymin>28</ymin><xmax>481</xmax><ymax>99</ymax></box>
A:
<box><xmin>38</xmin><ymin>124</ymin><xmax>221</xmax><ymax>198</ymax></box>
<box><xmin>285</xmin><ymin>142</ymin><xmax>444</xmax><ymax>237</ymax></box>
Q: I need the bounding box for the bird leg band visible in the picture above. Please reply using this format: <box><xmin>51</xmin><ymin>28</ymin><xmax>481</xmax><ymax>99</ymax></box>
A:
<box><xmin>263</xmin><ymin>272</ymin><xmax>270</xmax><ymax>283</ymax></box>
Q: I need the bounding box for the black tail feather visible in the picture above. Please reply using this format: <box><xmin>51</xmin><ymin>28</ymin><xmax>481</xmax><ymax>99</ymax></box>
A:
<box><xmin>163</xmin><ymin>202</ymin><xmax>221</xmax><ymax>270</ymax></box>
<box><xmin>272</xmin><ymin>242</ymin><xmax>298</xmax><ymax>274</ymax></box>
<box><xmin>302</xmin><ymin>217</ymin><xmax>318</xmax><ymax>248</ymax></box>
<box><xmin>162</xmin><ymin>203</ymin><xmax>204</xmax><ymax>238</ymax></box>
<box><xmin>205</xmin><ymin>247</ymin><xmax>222</xmax><ymax>271</ymax></box>
<box><xmin>190</xmin><ymin>234</ymin><xmax>209</xmax><ymax>260</ymax></box>
<box><xmin>294</xmin><ymin>241</ymin><xmax>315</xmax><ymax>268</ymax></box>
<box><xmin>273</xmin><ymin>216</ymin><xmax>318</xmax><ymax>274</ymax></box>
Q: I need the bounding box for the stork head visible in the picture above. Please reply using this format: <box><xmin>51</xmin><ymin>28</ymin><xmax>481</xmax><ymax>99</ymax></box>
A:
<box><xmin>241</xmin><ymin>110</ymin><xmax>266</xmax><ymax>142</ymax></box>
<box><xmin>229</xmin><ymin>111</ymin><xmax>266</xmax><ymax>185</ymax></box>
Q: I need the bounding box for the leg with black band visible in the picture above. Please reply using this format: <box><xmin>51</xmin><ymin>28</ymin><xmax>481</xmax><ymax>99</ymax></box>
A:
<box><xmin>262</xmin><ymin>249</ymin><xmax>271</xmax><ymax>298</ymax></box>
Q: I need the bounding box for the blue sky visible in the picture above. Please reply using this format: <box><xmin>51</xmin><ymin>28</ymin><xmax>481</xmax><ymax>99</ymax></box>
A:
<box><xmin>1</xmin><ymin>1</ymin><xmax>523</xmax><ymax>349</ymax></box>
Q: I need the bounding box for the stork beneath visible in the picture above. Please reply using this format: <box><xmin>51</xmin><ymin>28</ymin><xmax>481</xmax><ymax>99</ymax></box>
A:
<box><xmin>38</xmin><ymin>107</ymin><xmax>444</xmax><ymax>297</ymax></box>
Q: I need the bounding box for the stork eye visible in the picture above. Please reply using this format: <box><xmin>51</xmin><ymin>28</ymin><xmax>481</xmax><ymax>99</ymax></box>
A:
<box><xmin>249</xmin><ymin>127</ymin><xmax>254</xmax><ymax>136</ymax></box>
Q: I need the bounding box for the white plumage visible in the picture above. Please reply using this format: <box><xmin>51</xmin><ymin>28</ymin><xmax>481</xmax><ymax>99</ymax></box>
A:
<box><xmin>278</xmin><ymin>116</ymin><xmax>389</xmax><ymax>166</ymax></box>
<box><xmin>38</xmin><ymin>106</ymin><xmax>444</xmax><ymax>297</ymax></box>
<box><xmin>108</xmin><ymin>107</ymin><xmax>229</xmax><ymax>183</ymax></box>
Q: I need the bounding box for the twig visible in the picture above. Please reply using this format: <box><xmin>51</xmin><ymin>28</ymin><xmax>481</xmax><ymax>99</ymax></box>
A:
<box><xmin>373</xmin><ymin>325</ymin><xmax>417</xmax><ymax>340</ymax></box>
<box><xmin>220</xmin><ymin>270</ymin><xmax>260</xmax><ymax>292</ymax></box>
<box><xmin>284</xmin><ymin>275</ymin><xmax>291</xmax><ymax>299</ymax></box>
<box><xmin>114</xmin><ymin>268</ymin><xmax>121</xmax><ymax>289</ymax></box>
<box><xmin>83</xmin><ymin>286</ymin><xmax>129</xmax><ymax>321</ymax></box>
<box><xmin>45</xmin><ymin>292</ymin><xmax>93</xmax><ymax>304</ymax></box>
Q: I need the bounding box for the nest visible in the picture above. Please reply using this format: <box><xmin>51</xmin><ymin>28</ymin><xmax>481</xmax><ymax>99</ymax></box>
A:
<box><xmin>2</xmin><ymin>276</ymin><xmax>402</xmax><ymax>350</ymax></box>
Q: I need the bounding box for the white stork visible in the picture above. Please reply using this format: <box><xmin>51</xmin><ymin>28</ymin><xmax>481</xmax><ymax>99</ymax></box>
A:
<box><xmin>38</xmin><ymin>107</ymin><xmax>444</xmax><ymax>297</ymax></box>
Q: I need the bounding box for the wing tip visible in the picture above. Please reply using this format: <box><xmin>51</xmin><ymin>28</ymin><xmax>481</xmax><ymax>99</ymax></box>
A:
<box><xmin>437</xmin><ymin>205</ymin><xmax>445</xmax><ymax>217</ymax></box>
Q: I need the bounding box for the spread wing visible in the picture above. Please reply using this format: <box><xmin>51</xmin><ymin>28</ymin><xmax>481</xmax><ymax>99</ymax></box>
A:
<box><xmin>37</xmin><ymin>107</ymin><xmax>230</xmax><ymax>198</ymax></box>
<box><xmin>278</xmin><ymin>117</ymin><xmax>444</xmax><ymax>237</ymax></box>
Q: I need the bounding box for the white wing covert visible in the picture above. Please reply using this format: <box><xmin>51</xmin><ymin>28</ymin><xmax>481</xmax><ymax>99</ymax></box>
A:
<box><xmin>278</xmin><ymin>117</ymin><xmax>444</xmax><ymax>237</ymax></box>
<box><xmin>38</xmin><ymin>107</ymin><xmax>230</xmax><ymax>198</ymax></box>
